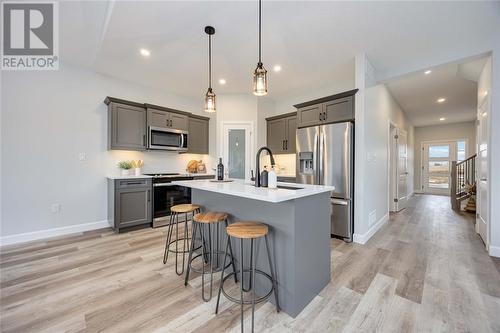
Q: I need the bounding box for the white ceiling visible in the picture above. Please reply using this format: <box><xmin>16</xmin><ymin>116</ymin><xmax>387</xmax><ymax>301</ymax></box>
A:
<box><xmin>385</xmin><ymin>57</ymin><xmax>487</xmax><ymax>127</ymax></box>
<box><xmin>59</xmin><ymin>1</ymin><xmax>500</xmax><ymax>101</ymax></box>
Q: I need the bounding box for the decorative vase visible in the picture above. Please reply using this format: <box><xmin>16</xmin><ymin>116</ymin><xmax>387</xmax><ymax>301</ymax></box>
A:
<box><xmin>121</xmin><ymin>169</ymin><xmax>131</xmax><ymax>176</ymax></box>
<box><xmin>134</xmin><ymin>168</ymin><xmax>142</xmax><ymax>176</ymax></box>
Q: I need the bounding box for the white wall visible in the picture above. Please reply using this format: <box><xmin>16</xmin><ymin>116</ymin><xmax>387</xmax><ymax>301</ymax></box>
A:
<box><xmin>1</xmin><ymin>63</ymin><xmax>212</xmax><ymax>239</ymax></box>
<box><xmin>354</xmin><ymin>83</ymin><xmax>414</xmax><ymax>242</ymax></box>
<box><xmin>413</xmin><ymin>121</ymin><xmax>477</xmax><ymax>192</ymax></box>
<box><xmin>484</xmin><ymin>51</ymin><xmax>500</xmax><ymax>257</ymax></box>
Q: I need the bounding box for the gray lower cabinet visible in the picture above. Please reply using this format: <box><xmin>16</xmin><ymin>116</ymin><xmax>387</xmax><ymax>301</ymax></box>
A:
<box><xmin>105</xmin><ymin>97</ymin><xmax>147</xmax><ymax>151</ymax></box>
<box><xmin>266</xmin><ymin>112</ymin><xmax>297</xmax><ymax>154</ymax></box>
<box><xmin>295</xmin><ymin>89</ymin><xmax>357</xmax><ymax>128</ymax></box>
<box><xmin>108</xmin><ymin>178</ymin><xmax>152</xmax><ymax>232</ymax></box>
<box><xmin>188</xmin><ymin>115</ymin><xmax>209</xmax><ymax>154</ymax></box>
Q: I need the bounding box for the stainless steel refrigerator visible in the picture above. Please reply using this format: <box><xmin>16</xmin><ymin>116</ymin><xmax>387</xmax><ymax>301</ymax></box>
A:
<box><xmin>296</xmin><ymin>122</ymin><xmax>353</xmax><ymax>242</ymax></box>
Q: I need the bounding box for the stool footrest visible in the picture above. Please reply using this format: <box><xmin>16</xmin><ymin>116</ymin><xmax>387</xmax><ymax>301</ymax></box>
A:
<box><xmin>220</xmin><ymin>269</ymin><xmax>274</xmax><ymax>305</ymax></box>
<box><xmin>188</xmin><ymin>251</ymin><xmax>233</xmax><ymax>275</ymax></box>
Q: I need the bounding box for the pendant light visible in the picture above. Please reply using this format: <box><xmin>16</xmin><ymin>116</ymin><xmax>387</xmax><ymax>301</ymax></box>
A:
<box><xmin>253</xmin><ymin>0</ymin><xmax>268</xmax><ymax>96</ymax></box>
<box><xmin>204</xmin><ymin>26</ymin><xmax>216</xmax><ymax>113</ymax></box>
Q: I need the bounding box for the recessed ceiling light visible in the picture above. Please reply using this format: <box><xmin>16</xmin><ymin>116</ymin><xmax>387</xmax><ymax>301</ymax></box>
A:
<box><xmin>140</xmin><ymin>48</ymin><xmax>151</xmax><ymax>57</ymax></box>
<box><xmin>273</xmin><ymin>65</ymin><xmax>282</xmax><ymax>72</ymax></box>
<box><xmin>439</xmin><ymin>117</ymin><xmax>446</xmax><ymax>121</ymax></box>
<box><xmin>436</xmin><ymin>98</ymin><xmax>446</xmax><ymax>103</ymax></box>
<box><xmin>424</xmin><ymin>70</ymin><xmax>432</xmax><ymax>75</ymax></box>
<box><xmin>219</xmin><ymin>79</ymin><xmax>226</xmax><ymax>85</ymax></box>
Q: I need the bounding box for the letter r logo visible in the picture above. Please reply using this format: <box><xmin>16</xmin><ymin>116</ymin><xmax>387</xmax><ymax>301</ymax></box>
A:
<box><xmin>3</xmin><ymin>3</ymin><xmax>54</xmax><ymax>55</ymax></box>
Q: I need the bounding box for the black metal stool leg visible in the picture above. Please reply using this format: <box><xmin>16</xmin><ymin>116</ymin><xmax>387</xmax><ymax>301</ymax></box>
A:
<box><xmin>251</xmin><ymin>238</ymin><xmax>256</xmax><ymax>332</ymax></box>
<box><xmin>184</xmin><ymin>221</ymin><xmax>198</xmax><ymax>286</ymax></box>
<box><xmin>239</xmin><ymin>238</ymin><xmax>244</xmax><ymax>333</ymax></box>
<box><xmin>163</xmin><ymin>212</ymin><xmax>175</xmax><ymax>264</ymax></box>
<box><xmin>265</xmin><ymin>234</ymin><xmax>280</xmax><ymax>312</ymax></box>
<box><xmin>175</xmin><ymin>211</ymin><xmax>185</xmax><ymax>275</ymax></box>
<box><xmin>215</xmin><ymin>234</ymin><xmax>230</xmax><ymax>314</ymax></box>
<box><xmin>225</xmin><ymin>219</ymin><xmax>238</xmax><ymax>283</ymax></box>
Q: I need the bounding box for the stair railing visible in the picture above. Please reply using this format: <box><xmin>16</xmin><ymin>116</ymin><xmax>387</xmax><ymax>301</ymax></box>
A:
<box><xmin>451</xmin><ymin>154</ymin><xmax>477</xmax><ymax>210</ymax></box>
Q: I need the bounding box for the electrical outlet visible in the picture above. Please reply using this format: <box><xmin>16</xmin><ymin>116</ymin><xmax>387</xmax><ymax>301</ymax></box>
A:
<box><xmin>78</xmin><ymin>152</ymin><xmax>86</xmax><ymax>161</ymax></box>
<box><xmin>51</xmin><ymin>203</ymin><xmax>61</xmax><ymax>214</ymax></box>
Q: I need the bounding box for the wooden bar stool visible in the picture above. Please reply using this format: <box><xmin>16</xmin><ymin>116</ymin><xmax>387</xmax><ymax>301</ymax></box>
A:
<box><xmin>163</xmin><ymin>204</ymin><xmax>201</xmax><ymax>275</ymax></box>
<box><xmin>185</xmin><ymin>212</ymin><xmax>237</xmax><ymax>302</ymax></box>
<box><xmin>215</xmin><ymin>221</ymin><xmax>279</xmax><ymax>332</ymax></box>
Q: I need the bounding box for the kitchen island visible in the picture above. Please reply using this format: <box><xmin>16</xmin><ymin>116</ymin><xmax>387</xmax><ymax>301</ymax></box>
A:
<box><xmin>172</xmin><ymin>179</ymin><xmax>334</xmax><ymax>317</ymax></box>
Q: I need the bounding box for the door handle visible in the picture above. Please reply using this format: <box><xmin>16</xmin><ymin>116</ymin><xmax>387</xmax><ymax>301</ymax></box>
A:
<box><xmin>319</xmin><ymin>113</ymin><xmax>322</xmax><ymax>121</ymax></box>
<box><xmin>285</xmin><ymin>140</ymin><xmax>288</xmax><ymax>150</ymax></box>
<box><xmin>147</xmin><ymin>189</ymin><xmax>151</xmax><ymax>202</ymax></box>
<box><xmin>323</xmin><ymin>112</ymin><xmax>327</xmax><ymax>121</ymax></box>
<box><xmin>143</xmin><ymin>134</ymin><xmax>146</xmax><ymax>146</ymax></box>
<box><xmin>331</xmin><ymin>199</ymin><xmax>348</xmax><ymax>206</ymax></box>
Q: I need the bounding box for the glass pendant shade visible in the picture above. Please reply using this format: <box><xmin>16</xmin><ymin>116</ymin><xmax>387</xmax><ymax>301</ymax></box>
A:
<box><xmin>204</xmin><ymin>88</ymin><xmax>216</xmax><ymax>113</ymax></box>
<box><xmin>253</xmin><ymin>63</ymin><xmax>268</xmax><ymax>96</ymax></box>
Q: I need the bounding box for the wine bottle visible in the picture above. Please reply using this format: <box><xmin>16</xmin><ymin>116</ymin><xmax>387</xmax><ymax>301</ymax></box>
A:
<box><xmin>217</xmin><ymin>158</ymin><xmax>224</xmax><ymax>181</ymax></box>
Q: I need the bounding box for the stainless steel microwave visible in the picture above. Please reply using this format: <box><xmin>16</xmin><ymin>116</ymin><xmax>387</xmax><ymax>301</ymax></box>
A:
<box><xmin>148</xmin><ymin>126</ymin><xmax>188</xmax><ymax>151</ymax></box>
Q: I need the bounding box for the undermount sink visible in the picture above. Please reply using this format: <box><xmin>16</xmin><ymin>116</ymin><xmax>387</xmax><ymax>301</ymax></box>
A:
<box><xmin>276</xmin><ymin>185</ymin><xmax>304</xmax><ymax>190</ymax></box>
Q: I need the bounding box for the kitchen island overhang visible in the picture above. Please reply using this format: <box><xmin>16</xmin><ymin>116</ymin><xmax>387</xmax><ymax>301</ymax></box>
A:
<box><xmin>173</xmin><ymin>179</ymin><xmax>334</xmax><ymax>318</ymax></box>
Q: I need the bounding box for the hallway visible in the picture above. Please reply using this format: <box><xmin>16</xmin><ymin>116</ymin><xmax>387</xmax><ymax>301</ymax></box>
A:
<box><xmin>1</xmin><ymin>195</ymin><xmax>499</xmax><ymax>332</ymax></box>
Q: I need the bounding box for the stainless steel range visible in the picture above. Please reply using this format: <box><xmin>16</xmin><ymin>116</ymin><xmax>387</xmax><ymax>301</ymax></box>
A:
<box><xmin>145</xmin><ymin>173</ymin><xmax>213</xmax><ymax>227</ymax></box>
<box><xmin>145</xmin><ymin>173</ymin><xmax>193</xmax><ymax>227</ymax></box>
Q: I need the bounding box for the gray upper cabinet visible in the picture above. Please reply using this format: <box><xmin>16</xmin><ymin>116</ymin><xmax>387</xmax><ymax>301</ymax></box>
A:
<box><xmin>188</xmin><ymin>115</ymin><xmax>210</xmax><ymax>154</ymax></box>
<box><xmin>146</xmin><ymin>104</ymin><xmax>188</xmax><ymax>131</ymax></box>
<box><xmin>286</xmin><ymin>116</ymin><xmax>297</xmax><ymax>153</ymax></box>
<box><xmin>266</xmin><ymin>112</ymin><xmax>297</xmax><ymax>154</ymax></box>
<box><xmin>297</xmin><ymin>103</ymin><xmax>323</xmax><ymax>128</ymax></box>
<box><xmin>170</xmin><ymin>112</ymin><xmax>189</xmax><ymax>131</ymax></box>
<box><xmin>105</xmin><ymin>97</ymin><xmax>208</xmax><ymax>152</ymax></box>
<box><xmin>149</xmin><ymin>109</ymin><xmax>170</xmax><ymax>128</ymax></box>
<box><xmin>108</xmin><ymin>178</ymin><xmax>152</xmax><ymax>232</ymax></box>
<box><xmin>295</xmin><ymin>89</ymin><xmax>358</xmax><ymax>128</ymax></box>
<box><xmin>105</xmin><ymin>97</ymin><xmax>147</xmax><ymax>151</ymax></box>
<box><xmin>323</xmin><ymin>97</ymin><xmax>353</xmax><ymax>123</ymax></box>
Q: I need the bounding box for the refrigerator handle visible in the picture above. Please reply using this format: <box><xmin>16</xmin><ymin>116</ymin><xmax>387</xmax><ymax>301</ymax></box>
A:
<box><xmin>319</xmin><ymin>131</ymin><xmax>325</xmax><ymax>185</ymax></box>
<box><xmin>313</xmin><ymin>131</ymin><xmax>318</xmax><ymax>180</ymax></box>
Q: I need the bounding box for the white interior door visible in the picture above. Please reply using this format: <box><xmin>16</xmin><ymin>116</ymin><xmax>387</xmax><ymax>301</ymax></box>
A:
<box><xmin>220</xmin><ymin>122</ymin><xmax>253</xmax><ymax>181</ymax></box>
<box><xmin>395</xmin><ymin>129</ymin><xmax>408</xmax><ymax>211</ymax></box>
<box><xmin>477</xmin><ymin>97</ymin><xmax>489</xmax><ymax>245</ymax></box>
<box><xmin>422</xmin><ymin>141</ymin><xmax>456</xmax><ymax>195</ymax></box>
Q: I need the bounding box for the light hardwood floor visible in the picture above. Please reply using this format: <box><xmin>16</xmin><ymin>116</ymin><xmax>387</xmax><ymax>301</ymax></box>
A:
<box><xmin>1</xmin><ymin>195</ymin><xmax>499</xmax><ymax>332</ymax></box>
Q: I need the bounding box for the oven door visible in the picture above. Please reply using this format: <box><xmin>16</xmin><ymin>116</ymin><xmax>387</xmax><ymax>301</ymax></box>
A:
<box><xmin>148</xmin><ymin>126</ymin><xmax>188</xmax><ymax>151</ymax></box>
<box><xmin>152</xmin><ymin>183</ymin><xmax>192</xmax><ymax>227</ymax></box>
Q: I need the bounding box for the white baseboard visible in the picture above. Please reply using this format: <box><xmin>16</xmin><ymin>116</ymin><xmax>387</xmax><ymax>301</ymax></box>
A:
<box><xmin>0</xmin><ymin>220</ymin><xmax>111</xmax><ymax>247</ymax></box>
<box><xmin>353</xmin><ymin>213</ymin><xmax>389</xmax><ymax>245</ymax></box>
<box><xmin>489</xmin><ymin>245</ymin><xmax>500</xmax><ymax>258</ymax></box>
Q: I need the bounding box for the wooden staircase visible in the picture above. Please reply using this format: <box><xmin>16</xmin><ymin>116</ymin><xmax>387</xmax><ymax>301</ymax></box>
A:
<box><xmin>451</xmin><ymin>154</ymin><xmax>477</xmax><ymax>211</ymax></box>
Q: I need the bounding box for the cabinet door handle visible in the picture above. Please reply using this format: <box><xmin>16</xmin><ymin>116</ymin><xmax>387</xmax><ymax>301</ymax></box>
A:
<box><xmin>319</xmin><ymin>112</ymin><xmax>322</xmax><ymax>121</ymax></box>
<box><xmin>282</xmin><ymin>140</ymin><xmax>285</xmax><ymax>150</ymax></box>
<box><xmin>147</xmin><ymin>189</ymin><xmax>151</xmax><ymax>202</ymax></box>
<box><xmin>143</xmin><ymin>134</ymin><xmax>146</xmax><ymax>146</ymax></box>
<box><xmin>323</xmin><ymin>112</ymin><xmax>327</xmax><ymax>120</ymax></box>
<box><xmin>285</xmin><ymin>140</ymin><xmax>288</xmax><ymax>150</ymax></box>
<box><xmin>170</xmin><ymin>120</ymin><xmax>173</xmax><ymax>127</ymax></box>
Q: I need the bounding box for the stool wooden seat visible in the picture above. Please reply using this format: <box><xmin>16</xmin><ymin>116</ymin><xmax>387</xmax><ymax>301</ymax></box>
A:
<box><xmin>226</xmin><ymin>221</ymin><xmax>268</xmax><ymax>239</ymax></box>
<box><xmin>193</xmin><ymin>212</ymin><xmax>228</xmax><ymax>224</ymax></box>
<box><xmin>171</xmin><ymin>204</ymin><xmax>200</xmax><ymax>213</ymax></box>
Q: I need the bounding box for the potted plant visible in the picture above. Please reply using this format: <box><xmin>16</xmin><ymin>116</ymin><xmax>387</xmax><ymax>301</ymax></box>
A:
<box><xmin>117</xmin><ymin>160</ymin><xmax>133</xmax><ymax>176</ymax></box>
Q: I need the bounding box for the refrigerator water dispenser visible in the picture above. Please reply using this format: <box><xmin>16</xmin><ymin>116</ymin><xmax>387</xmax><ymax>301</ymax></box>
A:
<box><xmin>298</xmin><ymin>152</ymin><xmax>314</xmax><ymax>175</ymax></box>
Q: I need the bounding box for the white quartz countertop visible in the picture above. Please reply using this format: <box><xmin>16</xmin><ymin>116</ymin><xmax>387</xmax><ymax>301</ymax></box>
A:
<box><xmin>107</xmin><ymin>175</ymin><xmax>154</xmax><ymax>180</ymax></box>
<box><xmin>172</xmin><ymin>179</ymin><xmax>334</xmax><ymax>203</ymax></box>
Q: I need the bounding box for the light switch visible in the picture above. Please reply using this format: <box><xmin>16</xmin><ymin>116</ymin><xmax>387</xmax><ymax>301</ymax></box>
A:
<box><xmin>78</xmin><ymin>152</ymin><xmax>86</xmax><ymax>161</ymax></box>
<box><xmin>51</xmin><ymin>203</ymin><xmax>61</xmax><ymax>213</ymax></box>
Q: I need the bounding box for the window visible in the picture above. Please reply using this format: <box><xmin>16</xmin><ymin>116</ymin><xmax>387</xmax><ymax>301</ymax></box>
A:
<box><xmin>457</xmin><ymin>140</ymin><xmax>466</xmax><ymax>161</ymax></box>
<box><xmin>429</xmin><ymin>145</ymin><xmax>450</xmax><ymax>158</ymax></box>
